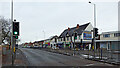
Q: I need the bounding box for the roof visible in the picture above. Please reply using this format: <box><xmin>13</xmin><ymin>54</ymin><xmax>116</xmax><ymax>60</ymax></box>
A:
<box><xmin>49</xmin><ymin>35</ymin><xmax>58</xmax><ymax>40</ymax></box>
<box><xmin>100</xmin><ymin>31</ymin><xmax>120</xmax><ymax>35</ymax></box>
<box><xmin>59</xmin><ymin>23</ymin><xmax>90</xmax><ymax>37</ymax></box>
<box><xmin>95</xmin><ymin>40</ymin><xmax>120</xmax><ymax>42</ymax></box>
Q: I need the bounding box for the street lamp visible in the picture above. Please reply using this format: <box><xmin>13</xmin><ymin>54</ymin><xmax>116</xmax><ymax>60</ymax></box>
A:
<box><xmin>89</xmin><ymin>1</ymin><xmax>97</xmax><ymax>59</ymax></box>
<box><xmin>89</xmin><ymin>1</ymin><xmax>96</xmax><ymax>28</ymax></box>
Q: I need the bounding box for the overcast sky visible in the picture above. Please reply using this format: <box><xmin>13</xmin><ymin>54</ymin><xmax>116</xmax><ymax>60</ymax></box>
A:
<box><xmin>0</xmin><ymin>0</ymin><xmax>119</xmax><ymax>43</ymax></box>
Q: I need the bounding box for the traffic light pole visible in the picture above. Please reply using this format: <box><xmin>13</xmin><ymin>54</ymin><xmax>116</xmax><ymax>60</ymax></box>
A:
<box><xmin>73</xmin><ymin>34</ymin><xmax>75</xmax><ymax>56</ymax></box>
<box><xmin>93</xmin><ymin>28</ymin><xmax>96</xmax><ymax>59</ymax></box>
<box><xmin>73</xmin><ymin>32</ymin><xmax>77</xmax><ymax>56</ymax></box>
<box><xmin>11</xmin><ymin>0</ymin><xmax>14</xmax><ymax>66</ymax></box>
<box><xmin>93</xmin><ymin>3</ymin><xmax>96</xmax><ymax>59</ymax></box>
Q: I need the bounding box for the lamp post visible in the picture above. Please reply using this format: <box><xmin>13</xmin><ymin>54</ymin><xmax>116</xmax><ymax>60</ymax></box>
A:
<box><xmin>89</xmin><ymin>1</ymin><xmax>97</xmax><ymax>59</ymax></box>
<box><xmin>89</xmin><ymin>1</ymin><xmax>96</xmax><ymax>28</ymax></box>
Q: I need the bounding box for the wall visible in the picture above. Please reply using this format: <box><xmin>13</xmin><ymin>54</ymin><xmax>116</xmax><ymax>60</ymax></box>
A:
<box><xmin>100</xmin><ymin>33</ymin><xmax>120</xmax><ymax>40</ymax></box>
<box><xmin>85</xmin><ymin>23</ymin><xmax>93</xmax><ymax>31</ymax></box>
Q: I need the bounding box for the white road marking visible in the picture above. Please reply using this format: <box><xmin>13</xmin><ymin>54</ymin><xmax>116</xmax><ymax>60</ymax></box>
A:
<box><xmin>104</xmin><ymin>63</ymin><xmax>113</xmax><ymax>66</ymax></box>
<box><xmin>84</xmin><ymin>63</ymin><xmax>113</xmax><ymax>66</ymax></box>
<box><xmin>85</xmin><ymin>64</ymin><xmax>95</xmax><ymax>66</ymax></box>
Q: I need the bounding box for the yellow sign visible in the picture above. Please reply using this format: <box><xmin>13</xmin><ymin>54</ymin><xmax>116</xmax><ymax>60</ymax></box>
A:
<box><xmin>14</xmin><ymin>47</ymin><xmax>15</xmax><ymax>52</ymax></box>
<box><xmin>92</xmin><ymin>45</ymin><xmax>94</xmax><ymax>49</ymax></box>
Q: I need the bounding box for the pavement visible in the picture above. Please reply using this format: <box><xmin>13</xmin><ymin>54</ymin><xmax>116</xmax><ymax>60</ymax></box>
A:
<box><xmin>20</xmin><ymin>48</ymin><xmax>115</xmax><ymax>66</ymax></box>
<box><xmin>2</xmin><ymin>48</ymin><xmax>29</xmax><ymax>67</ymax></box>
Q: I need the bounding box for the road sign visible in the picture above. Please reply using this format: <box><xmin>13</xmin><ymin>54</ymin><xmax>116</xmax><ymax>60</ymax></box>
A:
<box><xmin>83</xmin><ymin>31</ymin><xmax>92</xmax><ymax>40</ymax></box>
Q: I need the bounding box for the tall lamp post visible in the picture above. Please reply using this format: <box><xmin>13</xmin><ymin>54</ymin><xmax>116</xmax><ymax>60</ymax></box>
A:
<box><xmin>89</xmin><ymin>1</ymin><xmax>97</xmax><ymax>59</ymax></box>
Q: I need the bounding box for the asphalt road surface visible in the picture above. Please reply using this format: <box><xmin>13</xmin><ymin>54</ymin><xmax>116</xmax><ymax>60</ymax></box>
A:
<box><xmin>20</xmin><ymin>48</ymin><xmax>114</xmax><ymax>66</ymax></box>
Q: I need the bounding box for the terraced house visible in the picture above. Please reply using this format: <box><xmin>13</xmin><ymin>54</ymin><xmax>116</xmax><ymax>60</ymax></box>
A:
<box><xmin>58</xmin><ymin>23</ymin><xmax>94</xmax><ymax>50</ymax></box>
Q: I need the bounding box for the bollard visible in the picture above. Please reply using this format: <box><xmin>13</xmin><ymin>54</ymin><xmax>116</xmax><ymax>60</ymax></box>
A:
<box><xmin>99</xmin><ymin>48</ymin><xmax>100</xmax><ymax>59</ymax></box>
<box><xmin>88</xmin><ymin>48</ymin><xmax>89</xmax><ymax>59</ymax></box>
<box><xmin>101</xmin><ymin>48</ymin><xmax>102</xmax><ymax>60</ymax></box>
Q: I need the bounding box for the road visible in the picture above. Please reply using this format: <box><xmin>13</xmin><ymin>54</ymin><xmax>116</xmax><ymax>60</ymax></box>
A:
<box><xmin>20</xmin><ymin>48</ymin><xmax>114</xmax><ymax>66</ymax></box>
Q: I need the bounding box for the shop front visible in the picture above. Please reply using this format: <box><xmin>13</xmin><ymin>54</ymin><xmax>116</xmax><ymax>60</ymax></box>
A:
<box><xmin>65</xmin><ymin>42</ymin><xmax>71</xmax><ymax>49</ymax></box>
<box><xmin>75</xmin><ymin>41</ymin><xmax>92</xmax><ymax>50</ymax></box>
<box><xmin>57</xmin><ymin>42</ymin><xmax>64</xmax><ymax>49</ymax></box>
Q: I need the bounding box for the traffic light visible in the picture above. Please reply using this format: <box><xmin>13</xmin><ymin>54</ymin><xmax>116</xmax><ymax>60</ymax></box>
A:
<box><xmin>94</xmin><ymin>28</ymin><xmax>98</xmax><ymax>37</ymax></box>
<box><xmin>13</xmin><ymin>36</ymin><xmax>18</xmax><ymax>39</ymax></box>
<box><xmin>81</xmin><ymin>39</ymin><xmax>82</xmax><ymax>44</ymax></box>
<box><xmin>13</xmin><ymin>22</ymin><xmax>19</xmax><ymax>36</ymax></box>
<box><xmin>74</xmin><ymin>32</ymin><xmax>77</xmax><ymax>40</ymax></box>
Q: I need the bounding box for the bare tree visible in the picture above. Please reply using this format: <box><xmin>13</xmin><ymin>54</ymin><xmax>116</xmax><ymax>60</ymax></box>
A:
<box><xmin>0</xmin><ymin>16</ymin><xmax>11</xmax><ymax>45</ymax></box>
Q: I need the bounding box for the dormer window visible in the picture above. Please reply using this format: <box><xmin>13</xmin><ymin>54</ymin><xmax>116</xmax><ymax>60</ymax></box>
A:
<box><xmin>66</xmin><ymin>32</ymin><xmax>69</xmax><ymax>36</ymax></box>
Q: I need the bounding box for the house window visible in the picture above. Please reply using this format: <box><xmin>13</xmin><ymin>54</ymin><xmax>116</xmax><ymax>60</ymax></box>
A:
<box><xmin>103</xmin><ymin>34</ymin><xmax>110</xmax><ymax>38</ymax></box>
<box><xmin>63</xmin><ymin>37</ymin><xmax>65</xmax><ymax>41</ymax></box>
<box><xmin>55</xmin><ymin>38</ymin><xmax>57</xmax><ymax>42</ymax></box>
<box><xmin>114</xmin><ymin>33</ymin><xmax>120</xmax><ymax>37</ymax></box>
<box><xmin>61</xmin><ymin>38</ymin><xmax>62</xmax><ymax>41</ymax></box>
<box><xmin>107</xmin><ymin>43</ymin><xmax>110</xmax><ymax>50</ymax></box>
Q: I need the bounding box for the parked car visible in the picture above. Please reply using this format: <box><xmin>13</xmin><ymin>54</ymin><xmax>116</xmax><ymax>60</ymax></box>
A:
<box><xmin>27</xmin><ymin>46</ymin><xmax>31</xmax><ymax>48</ymax></box>
<box><xmin>33</xmin><ymin>45</ymin><xmax>39</xmax><ymax>48</ymax></box>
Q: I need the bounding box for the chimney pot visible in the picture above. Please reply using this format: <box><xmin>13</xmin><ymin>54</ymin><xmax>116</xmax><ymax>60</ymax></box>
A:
<box><xmin>68</xmin><ymin>27</ymin><xmax>70</xmax><ymax>31</ymax></box>
<box><xmin>77</xmin><ymin>24</ymin><xmax>79</xmax><ymax>28</ymax></box>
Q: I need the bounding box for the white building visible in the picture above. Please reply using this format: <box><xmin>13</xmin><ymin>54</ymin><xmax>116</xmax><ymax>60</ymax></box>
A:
<box><xmin>58</xmin><ymin>23</ymin><xmax>94</xmax><ymax>50</ymax></box>
<box><xmin>99</xmin><ymin>31</ymin><xmax>120</xmax><ymax>63</ymax></box>
<box><xmin>49</xmin><ymin>35</ymin><xmax>58</xmax><ymax>49</ymax></box>
<box><xmin>99</xmin><ymin>31</ymin><xmax>120</xmax><ymax>50</ymax></box>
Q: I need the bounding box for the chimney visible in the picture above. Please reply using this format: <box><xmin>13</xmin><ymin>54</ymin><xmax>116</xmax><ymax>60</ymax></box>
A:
<box><xmin>77</xmin><ymin>24</ymin><xmax>79</xmax><ymax>29</ymax></box>
<box><xmin>68</xmin><ymin>27</ymin><xmax>70</xmax><ymax>31</ymax></box>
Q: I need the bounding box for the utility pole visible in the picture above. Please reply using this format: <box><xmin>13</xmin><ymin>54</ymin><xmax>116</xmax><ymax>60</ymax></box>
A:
<box><xmin>89</xmin><ymin>1</ymin><xmax>96</xmax><ymax>59</ymax></box>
